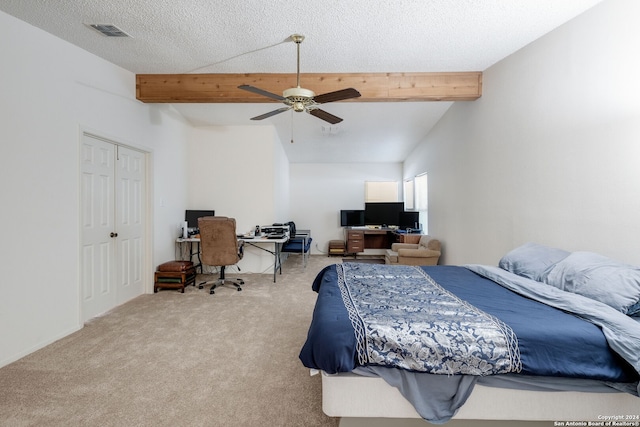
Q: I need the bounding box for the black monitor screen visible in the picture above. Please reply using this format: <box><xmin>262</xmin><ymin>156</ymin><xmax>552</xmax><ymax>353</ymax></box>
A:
<box><xmin>364</xmin><ymin>202</ymin><xmax>404</xmax><ymax>226</ymax></box>
<box><xmin>185</xmin><ymin>210</ymin><xmax>215</xmax><ymax>228</ymax></box>
<box><xmin>340</xmin><ymin>210</ymin><xmax>365</xmax><ymax>227</ymax></box>
<box><xmin>398</xmin><ymin>211</ymin><xmax>420</xmax><ymax>230</ymax></box>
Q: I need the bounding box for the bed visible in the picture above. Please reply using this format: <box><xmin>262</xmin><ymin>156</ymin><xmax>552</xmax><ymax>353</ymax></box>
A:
<box><xmin>299</xmin><ymin>243</ymin><xmax>640</xmax><ymax>424</ymax></box>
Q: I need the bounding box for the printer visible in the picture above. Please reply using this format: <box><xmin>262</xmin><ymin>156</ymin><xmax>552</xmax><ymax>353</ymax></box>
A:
<box><xmin>261</xmin><ymin>223</ymin><xmax>289</xmax><ymax>238</ymax></box>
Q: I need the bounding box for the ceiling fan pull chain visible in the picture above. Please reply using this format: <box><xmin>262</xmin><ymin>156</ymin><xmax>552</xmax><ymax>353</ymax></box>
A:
<box><xmin>290</xmin><ymin>110</ymin><xmax>295</xmax><ymax>143</ymax></box>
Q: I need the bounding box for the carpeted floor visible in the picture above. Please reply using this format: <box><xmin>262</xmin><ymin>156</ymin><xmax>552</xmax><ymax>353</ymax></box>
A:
<box><xmin>0</xmin><ymin>255</ymin><xmax>342</xmax><ymax>427</ymax></box>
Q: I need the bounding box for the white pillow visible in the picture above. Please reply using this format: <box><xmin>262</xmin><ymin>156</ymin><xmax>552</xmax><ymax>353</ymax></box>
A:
<box><xmin>498</xmin><ymin>242</ymin><xmax>570</xmax><ymax>281</ymax></box>
<box><xmin>541</xmin><ymin>251</ymin><xmax>640</xmax><ymax>315</ymax></box>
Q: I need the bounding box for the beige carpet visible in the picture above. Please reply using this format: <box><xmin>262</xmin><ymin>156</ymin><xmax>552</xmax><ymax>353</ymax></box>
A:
<box><xmin>0</xmin><ymin>255</ymin><xmax>343</xmax><ymax>427</ymax></box>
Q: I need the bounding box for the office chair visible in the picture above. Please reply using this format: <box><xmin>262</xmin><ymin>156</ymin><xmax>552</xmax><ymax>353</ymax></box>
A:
<box><xmin>198</xmin><ymin>216</ymin><xmax>244</xmax><ymax>294</ymax></box>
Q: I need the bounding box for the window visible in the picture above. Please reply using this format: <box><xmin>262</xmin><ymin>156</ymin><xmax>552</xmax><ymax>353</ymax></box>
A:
<box><xmin>403</xmin><ymin>179</ymin><xmax>414</xmax><ymax>210</ymax></box>
<box><xmin>415</xmin><ymin>173</ymin><xmax>428</xmax><ymax>232</ymax></box>
<box><xmin>365</xmin><ymin>181</ymin><xmax>398</xmax><ymax>202</ymax></box>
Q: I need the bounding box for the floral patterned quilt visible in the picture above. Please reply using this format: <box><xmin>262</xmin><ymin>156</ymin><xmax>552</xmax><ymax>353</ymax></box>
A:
<box><xmin>336</xmin><ymin>262</ymin><xmax>522</xmax><ymax>375</ymax></box>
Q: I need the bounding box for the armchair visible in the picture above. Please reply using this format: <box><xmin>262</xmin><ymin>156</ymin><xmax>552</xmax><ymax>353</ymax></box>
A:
<box><xmin>385</xmin><ymin>235</ymin><xmax>441</xmax><ymax>266</ymax></box>
<box><xmin>198</xmin><ymin>216</ymin><xmax>245</xmax><ymax>294</ymax></box>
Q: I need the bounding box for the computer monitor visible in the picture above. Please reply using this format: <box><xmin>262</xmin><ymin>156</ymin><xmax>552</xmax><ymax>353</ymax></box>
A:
<box><xmin>364</xmin><ymin>202</ymin><xmax>404</xmax><ymax>226</ymax></box>
<box><xmin>340</xmin><ymin>210</ymin><xmax>365</xmax><ymax>227</ymax></box>
<box><xmin>398</xmin><ymin>211</ymin><xmax>420</xmax><ymax>230</ymax></box>
<box><xmin>185</xmin><ymin>210</ymin><xmax>215</xmax><ymax>229</ymax></box>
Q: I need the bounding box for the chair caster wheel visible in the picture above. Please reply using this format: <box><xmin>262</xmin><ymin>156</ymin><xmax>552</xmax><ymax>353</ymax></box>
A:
<box><xmin>210</xmin><ymin>289</ymin><xmax>215</xmax><ymax>294</ymax></box>
<box><xmin>237</xmin><ymin>288</ymin><xmax>242</xmax><ymax>291</ymax></box>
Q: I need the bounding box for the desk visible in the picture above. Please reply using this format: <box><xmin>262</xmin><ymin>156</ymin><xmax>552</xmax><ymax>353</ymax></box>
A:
<box><xmin>239</xmin><ymin>234</ymin><xmax>288</xmax><ymax>283</ymax></box>
<box><xmin>345</xmin><ymin>227</ymin><xmax>395</xmax><ymax>255</ymax></box>
<box><xmin>176</xmin><ymin>234</ymin><xmax>288</xmax><ymax>283</ymax></box>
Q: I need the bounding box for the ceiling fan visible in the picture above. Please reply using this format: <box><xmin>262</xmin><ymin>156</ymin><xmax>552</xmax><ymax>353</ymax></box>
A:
<box><xmin>238</xmin><ymin>34</ymin><xmax>361</xmax><ymax>124</ymax></box>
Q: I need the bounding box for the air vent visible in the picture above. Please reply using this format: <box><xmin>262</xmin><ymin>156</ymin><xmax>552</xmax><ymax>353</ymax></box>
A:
<box><xmin>87</xmin><ymin>24</ymin><xmax>131</xmax><ymax>38</ymax></box>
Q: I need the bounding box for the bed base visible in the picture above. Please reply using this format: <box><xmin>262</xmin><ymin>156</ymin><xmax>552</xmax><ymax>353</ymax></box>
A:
<box><xmin>322</xmin><ymin>372</ymin><xmax>639</xmax><ymax>424</ymax></box>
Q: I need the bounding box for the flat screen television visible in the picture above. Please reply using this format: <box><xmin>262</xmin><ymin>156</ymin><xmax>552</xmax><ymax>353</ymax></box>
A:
<box><xmin>364</xmin><ymin>202</ymin><xmax>404</xmax><ymax>226</ymax></box>
<box><xmin>185</xmin><ymin>209</ymin><xmax>215</xmax><ymax>228</ymax></box>
<box><xmin>398</xmin><ymin>211</ymin><xmax>420</xmax><ymax>230</ymax></box>
<box><xmin>340</xmin><ymin>209</ymin><xmax>365</xmax><ymax>227</ymax></box>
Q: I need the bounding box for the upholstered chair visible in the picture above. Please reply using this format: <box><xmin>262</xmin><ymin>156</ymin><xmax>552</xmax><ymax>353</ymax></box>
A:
<box><xmin>198</xmin><ymin>216</ymin><xmax>244</xmax><ymax>294</ymax></box>
<box><xmin>385</xmin><ymin>235</ymin><xmax>441</xmax><ymax>266</ymax></box>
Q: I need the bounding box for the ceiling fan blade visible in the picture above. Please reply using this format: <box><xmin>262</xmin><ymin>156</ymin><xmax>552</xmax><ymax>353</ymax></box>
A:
<box><xmin>238</xmin><ymin>84</ymin><xmax>285</xmax><ymax>101</ymax></box>
<box><xmin>250</xmin><ymin>107</ymin><xmax>291</xmax><ymax>121</ymax></box>
<box><xmin>309</xmin><ymin>109</ymin><xmax>343</xmax><ymax>124</ymax></box>
<box><xmin>313</xmin><ymin>88</ymin><xmax>361</xmax><ymax>104</ymax></box>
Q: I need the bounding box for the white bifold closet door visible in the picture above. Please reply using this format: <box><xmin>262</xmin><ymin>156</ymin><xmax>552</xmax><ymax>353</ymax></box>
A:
<box><xmin>80</xmin><ymin>134</ymin><xmax>146</xmax><ymax>322</ymax></box>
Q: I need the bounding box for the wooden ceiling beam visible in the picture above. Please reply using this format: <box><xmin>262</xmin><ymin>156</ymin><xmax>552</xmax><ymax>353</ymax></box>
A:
<box><xmin>135</xmin><ymin>72</ymin><xmax>482</xmax><ymax>103</ymax></box>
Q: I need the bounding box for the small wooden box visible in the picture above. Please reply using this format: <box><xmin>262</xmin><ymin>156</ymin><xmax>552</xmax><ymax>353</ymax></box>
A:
<box><xmin>154</xmin><ymin>261</ymin><xmax>196</xmax><ymax>293</ymax></box>
<box><xmin>328</xmin><ymin>240</ymin><xmax>346</xmax><ymax>257</ymax></box>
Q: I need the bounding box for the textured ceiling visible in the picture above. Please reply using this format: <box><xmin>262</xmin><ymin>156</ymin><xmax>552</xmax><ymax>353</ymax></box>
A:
<box><xmin>0</xmin><ymin>0</ymin><xmax>603</xmax><ymax>162</ymax></box>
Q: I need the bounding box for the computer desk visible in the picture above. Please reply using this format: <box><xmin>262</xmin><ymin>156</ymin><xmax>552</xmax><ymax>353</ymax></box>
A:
<box><xmin>176</xmin><ymin>234</ymin><xmax>289</xmax><ymax>283</ymax></box>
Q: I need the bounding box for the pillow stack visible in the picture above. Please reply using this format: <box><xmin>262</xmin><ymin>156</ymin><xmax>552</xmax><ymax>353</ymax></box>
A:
<box><xmin>499</xmin><ymin>243</ymin><xmax>640</xmax><ymax>317</ymax></box>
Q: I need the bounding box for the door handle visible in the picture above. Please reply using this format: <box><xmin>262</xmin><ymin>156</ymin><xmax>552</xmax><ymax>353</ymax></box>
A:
<box><xmin>110</xmin><ymin>232</ymin><xmax>118</xmax><ymax>238</ymax></box>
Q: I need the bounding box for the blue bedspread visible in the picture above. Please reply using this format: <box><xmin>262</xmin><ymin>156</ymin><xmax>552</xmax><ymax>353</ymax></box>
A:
<box><xmin>299</xmin><ymin>263</ymin><xmax>638</xmax><ymax>382</ymax></box>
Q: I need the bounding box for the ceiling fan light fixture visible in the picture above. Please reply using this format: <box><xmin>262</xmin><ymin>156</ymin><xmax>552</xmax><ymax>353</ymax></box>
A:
<box><xmin>283</xmin><ymin>87</ymin><xmax>315</xmax><ymax>99</ymax></box>
<box><xmin>283</xmin><ymin>88</ymin><xmax>316</xmax><ymax>112</ymax></box>
<box><xmin>238</xmin><ymin>35</ymin><xmax>360</xmax><ymax>123</ymax></box>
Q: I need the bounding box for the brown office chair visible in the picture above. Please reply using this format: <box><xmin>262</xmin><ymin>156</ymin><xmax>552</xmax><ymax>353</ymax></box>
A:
<box><xmin>198</xmin><ymin>216</ymin><xmax>244</xmax><ymax>294</ymax></box>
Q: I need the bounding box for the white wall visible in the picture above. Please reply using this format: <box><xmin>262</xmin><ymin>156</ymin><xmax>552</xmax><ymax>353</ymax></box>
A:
<box><xmin>0</xmin><ymin>11</ymin><xmax>191</xmax><ymax>367</ymax></box>
<box><xmin>404</xmin><ymin>0</ymin><xmax>640</xmax><ymax>266</ymax></box>
<box><xmin>272</xmin><ymin>136</ymin><xmax>291</xmax><ymax>221</ymax></box>
<box><xmin>187</xmin><ymin>125</ymin><xmax>290</xmax><ymax>273</ymax></box>
<box><xmin>290</xmin><ymin>163</ymin><xmax>403</xmax><ymax>254</ymax></box>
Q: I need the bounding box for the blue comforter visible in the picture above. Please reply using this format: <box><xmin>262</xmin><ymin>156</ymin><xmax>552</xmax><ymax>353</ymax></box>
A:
<box><xmin>299</xmin><ymin>263</ymin><xmax>640</xmax><ymax>423</ymax></box>
<box><xmin>299</xmin><ymin>263</ymin><xmax>639</xmax><ymax>382</ymax></box>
